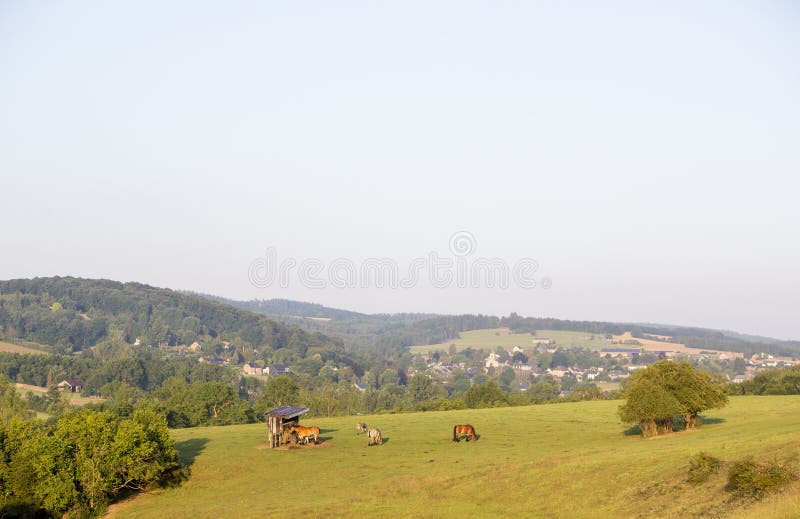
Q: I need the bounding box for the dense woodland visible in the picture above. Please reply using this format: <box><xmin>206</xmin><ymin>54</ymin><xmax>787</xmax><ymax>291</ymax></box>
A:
<box><xmin>0</xmin><ymin>277</ymin><xmax>349</xmax><ymax>363</ymax></box>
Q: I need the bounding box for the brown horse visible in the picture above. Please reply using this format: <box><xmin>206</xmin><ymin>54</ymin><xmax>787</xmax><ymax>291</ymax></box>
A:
<box><xmin>367</xmin><ymin>428</ymin><xmax>383</xmax><ymax>446</ymax></box>
<box><xmin>289</xmin><ymin>425</ymin><xmax>320</xmax><ymax>444</ymax></box>
<box><xmin>453</xmin><ymin>424</ymin><xmax>477</xmax><ymax>442</ymax></box>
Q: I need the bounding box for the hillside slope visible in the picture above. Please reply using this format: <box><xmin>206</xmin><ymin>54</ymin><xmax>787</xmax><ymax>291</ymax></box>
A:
<box><xmin>0</xmin><ymin>277</ymin><xmax>344</xmax><ymax>363</ymax></box>
<box><xmin>112</xmin><ymin>396</ymin><xmax>800</xmax><ymax>518</ymax></box>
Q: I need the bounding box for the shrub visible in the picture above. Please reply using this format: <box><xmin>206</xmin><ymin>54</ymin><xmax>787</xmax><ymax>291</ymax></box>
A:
<box><xmin>726</xmin><ymin>457</ymin><xmax>796</xmax><ymax>499</ymax></box>
<box><xmin>687</xmin><ymin>452</ymin><xmax>723</xmax><ymax>485</ymax></box>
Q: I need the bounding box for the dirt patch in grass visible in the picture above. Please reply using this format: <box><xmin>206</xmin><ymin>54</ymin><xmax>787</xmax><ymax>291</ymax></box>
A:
<box><xmin>255</xmin><ymin>441</ymin><xmax>335</xmax><ymax>451</ymax></box>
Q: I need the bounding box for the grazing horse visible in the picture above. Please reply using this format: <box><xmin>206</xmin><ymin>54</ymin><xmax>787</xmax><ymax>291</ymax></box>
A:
<box><xmin>356</xmin><ymin>422</ymin><xmax>368</xmax><ymax>435</ymax></box>
<box><xmin>367</xmin><ymin>428</ymin><xmax>383</xmax><ymax>446</ymax></box>
<box><xmin>453</xmin><ymin>424</ymin><xmax>477</xmax><ymax>442</ymax></box>
<box><xmin>288</xmin><ymin>425</ymin><xmax>320</xmax><ymax>444</ymax></box>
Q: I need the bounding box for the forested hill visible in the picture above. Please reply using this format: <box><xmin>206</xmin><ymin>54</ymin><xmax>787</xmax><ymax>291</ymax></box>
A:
<box><xmin>202</xmin><ymin>295</ymin><xmax>369</xmax><ymax>321</ymax></box>
<box><xmin>0</xmin><ymin>277</ymin><xmax>344</xmax><ymax>361</ymax></box>
<box><xmin>204</xmin><ymin>293</ymin><xmax>499</xmax><ymax>354</ymax></box>
<box><xmin>205</xmin><ymin>295</ymin><xmax>800</xmax><ymax>358</ymax></box>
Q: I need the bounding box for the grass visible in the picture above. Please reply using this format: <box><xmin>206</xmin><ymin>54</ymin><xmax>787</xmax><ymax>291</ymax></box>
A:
<box><xmin>0</xmin><ymin>339</ymin><xmax>49</xmax><ymax>355</ymax></box>
<box><xmin>111</xmin><ymin>396</ymin><xmax>800</xmax><ymax>518</ymax></box>
<box><xmin>409</xmin><ymin>328</ymin><xmax>610</xmax><ymax>353</ymax></box>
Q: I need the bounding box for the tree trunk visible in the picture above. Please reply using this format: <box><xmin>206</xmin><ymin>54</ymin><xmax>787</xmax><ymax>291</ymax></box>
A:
<box><xmin>640</xmin><ymin>419</ymin><xmax>657</xmax><ymax>438</ymax></box>
<box><xmin>655</xmin><ymin>417</ymin><xmax>673</xmax><ymax>435</ymax></box>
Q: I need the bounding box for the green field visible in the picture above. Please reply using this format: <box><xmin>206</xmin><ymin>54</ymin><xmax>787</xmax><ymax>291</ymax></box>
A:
<box><xmin>409</xmin><ymin>328</ymin><xmax>609</xmax><ymax>353</ymax></box>
<box><xmin>112</xmin><ymin>396</ymin><xmax>800</xmax><ymax>518</ymax></box>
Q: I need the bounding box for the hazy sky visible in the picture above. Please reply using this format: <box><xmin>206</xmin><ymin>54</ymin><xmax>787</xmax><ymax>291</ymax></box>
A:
<box><xmin>2</xmin><ymin>2</ymin><xmax>798</xmax><ymax>339</ymax></box>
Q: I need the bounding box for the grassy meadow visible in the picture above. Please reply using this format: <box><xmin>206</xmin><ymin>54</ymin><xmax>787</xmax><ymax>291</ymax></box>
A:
<box><xmin>409</xmin><ymin>328</ymin><xmax>610</xmax><ymax>353</ymax></box>
<box><xmin>110</xmin><ymin>396</ymin><xmax>800</xmax><ymax>518</ymax></box>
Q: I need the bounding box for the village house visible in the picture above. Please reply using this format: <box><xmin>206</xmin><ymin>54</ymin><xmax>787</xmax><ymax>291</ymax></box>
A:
<box><xmin>243</xmin><ymin>363</ymin><xmax>265</xmax><ymax>376</ymax></box>
<box><xmin>547</xmin><ymin>367</ymin><xmax>571</xmax><ymax>378</ymax></box>
<box><xmin>484</xmin><ymin>352</ymin><xmax>504</xmax><ymax>369</ymax></box>
<box><xmin>265</xmin><ymin>364</ymin><xmax>289</xmax><ymax>376</ymax></box>
<box><xmin>511</xmin><ymin>363</ymin><xmax>532</xmax><ymax>376</ymax></box>
<box><xmin>57</xmin><ymin>378</ymin><xmax>85</xmax><ymax>393</ymax></box>
<box><xmin>600</xmin><ymin>348</ymin><xmax>642</xmax><ymax>357</ymax></box>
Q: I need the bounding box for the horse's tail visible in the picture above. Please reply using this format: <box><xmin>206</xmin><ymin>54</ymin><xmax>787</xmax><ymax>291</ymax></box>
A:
<box><xmin>453</xmin><ymin>425</ymin><xmax>458</xmax><ymax>442</ymax></box>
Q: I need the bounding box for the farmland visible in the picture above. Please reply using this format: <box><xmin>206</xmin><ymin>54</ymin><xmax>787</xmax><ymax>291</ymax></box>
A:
<box><xmin>15</xmin><ymin>382</ymin><xmax>106</xmax><ymax>407</ymax></box>
<box><xmin>111</xmin><ymin>396</ymin><xmax>800</xmax><ymax>518</ymax></box>
<box><xmin>0</xmin><ymin>340</ymin><xmax>49</xmax><ymax>355</ymax></box>
<box><xmin>410</xmin><ymin>328</ymin><xmax>615</xmax><ymax>353</ymax></box>
<box><xmin>409</xmin><ymin>328</ymin><xmax>744</xmax><ymax>359</ymax></box>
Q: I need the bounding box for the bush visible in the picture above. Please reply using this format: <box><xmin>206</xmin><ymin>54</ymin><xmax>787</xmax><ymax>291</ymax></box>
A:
<box><xmin>687</xmin><ymin>452</ymin><xmax>723</xmax><ymax>485</ymax></box>
<box><xmin>726</xmin><ymin>457</ymin><xmax>796</xmax><ymax>499</ymax></box>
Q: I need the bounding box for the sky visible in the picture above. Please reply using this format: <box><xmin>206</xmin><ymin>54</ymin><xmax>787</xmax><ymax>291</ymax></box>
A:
<box><xmin>1</xmin><ymin>1</ymin><xmax>798</xmax><ymax>339</ymax></box>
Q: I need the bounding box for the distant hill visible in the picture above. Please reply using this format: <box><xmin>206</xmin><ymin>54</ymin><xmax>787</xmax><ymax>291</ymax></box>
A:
<box><xmin>202</xmin><ymin>297</ymin><xmax>800</xmax><ymax>358</ymax></box>
<box><xmin>201</xmin><ymin>295</ymin><xmax>368</xmax><ymax>321</ymax></box>
<box><xmin>199</xmin><ymin>295</ymin><xmax>497</xmax><ymax>354</ymax></box>
<box><xmin>0</xmin><ymin>277</ymin><xmax>344</xmax><ymax>363</ymax></box>
<box><xmin>2</xmin><ymin>277</ymin><xmax>796</xmax><ymax>361</ymax></box>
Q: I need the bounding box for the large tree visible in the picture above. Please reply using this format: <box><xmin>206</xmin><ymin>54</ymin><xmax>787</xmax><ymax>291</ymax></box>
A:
<box><xmin>619</xmin><ymin>361</ymin><xmax>728</xmax><ymax>437</ymax></box>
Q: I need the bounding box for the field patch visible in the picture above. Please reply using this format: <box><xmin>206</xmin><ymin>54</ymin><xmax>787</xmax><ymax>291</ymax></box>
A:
<box><xmin>15</xmin><ymin>383</ymin><xmax>106</xmax><ymax>407</ymax></box>
<box><xmin>0</xmin><ymin>340</ymin><xmax>49</xmax><ymax>355</ymax></box>
<box><xmin>114</xmin><ymin>396</ymin><xmax>800</xmax><ymax>518</ymax></box>
<box><xmin>610</xmin><ymin>332</ymin><xmax>743</xmax><ymax>357</ymax></box>
<box><xmin>410</xmin><ymin>328</ymin><xmax>609</xmax><ymax>353</ymax></box>
<box><xmin>410</xmin><ymin>328</ymin><xmax>742</xmax><ymax>358</ymax></box>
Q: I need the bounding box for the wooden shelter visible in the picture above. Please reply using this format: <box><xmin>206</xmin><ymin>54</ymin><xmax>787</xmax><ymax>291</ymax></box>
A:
<box><xmin>266</xmin><ymin>406</ymin><xmax>310</xmax><ymax>448</ymax></box>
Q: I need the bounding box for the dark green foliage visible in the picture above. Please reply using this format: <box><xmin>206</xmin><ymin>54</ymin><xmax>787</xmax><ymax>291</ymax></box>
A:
<box><xmin>406</xmin><ymin>374</ymin><xmax>446</xmax><ymax>404</ymax></box>
<box><xmin>464</xmin><ymin>381</ymin><xmax>507</xmax><ymax>408</ymax></box>
<box><xmin>0</xmin><ymin>407</ymin><xmax>179</xmax><ymax>517</ymax></box>
<box><xmin>726</xmin><ymin>457</ymin><xmax>796</xmax><ymax>499</ymax></box>
<box><xmin>0</xmin><ymin>376</ymin><xmax>34</xmax><ymax>426</ymax></box>
<box><xmin>735</xmin><ymin>365</ymin><xmax>800</xmax><ymax>395</ymax></box>
<box><xmin>254</xmin><ymin>376</ymin><xmax>301</xmax><ymax>414</ymax></box>
<box><xmin>0</xmin><ymin>277</ymin><xmax>343</xmax><ymax>360</ymax></box>
<box><xmin>687</xmin><ymin>452</ymin><xmax>723</xmax><ymax>485</ymax></box>
<box><xmin>153</xmin><ymin>378</ymin><xmax>251</xmax><ymax>427</ymax></box>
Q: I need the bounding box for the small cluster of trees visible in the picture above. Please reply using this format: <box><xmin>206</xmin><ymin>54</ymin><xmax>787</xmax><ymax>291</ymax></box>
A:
<box><xmin>619</xmin><ymin>361</ymin><xmax>728</xmax><ymax>438</ymax></box>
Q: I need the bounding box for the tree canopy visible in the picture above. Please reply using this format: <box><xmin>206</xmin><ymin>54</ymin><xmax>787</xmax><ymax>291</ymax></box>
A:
<box><xmin>619</xmin><ymin>361</ymin><xmax>728</xmax><ymax>437</ymax></box>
